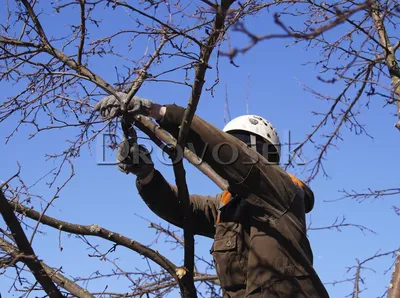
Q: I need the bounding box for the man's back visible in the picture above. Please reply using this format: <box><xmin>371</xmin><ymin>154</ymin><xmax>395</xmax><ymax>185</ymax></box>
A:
<box><xmin>136</xmin><ymin>104</ymin><xmax>330</xmax><ymax>297</ymax></box>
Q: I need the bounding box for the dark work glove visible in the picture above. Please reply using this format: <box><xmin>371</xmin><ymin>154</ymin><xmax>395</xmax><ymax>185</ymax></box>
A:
<box><xmin>94</xmin><ymin>92</ymin><xmax>153</xmax><ymax>119</ymax></box>
<box><xmin>116</xmin><ymin>139</ymin><xmax>154</xmax><ymax>179</ymax></box>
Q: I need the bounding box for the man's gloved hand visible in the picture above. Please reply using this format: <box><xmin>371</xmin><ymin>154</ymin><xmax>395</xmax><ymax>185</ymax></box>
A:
<box><xmin>95</xmin><ymin>92</ymin><xmax>153</xmax><ymax>119</ymax></box>
<box><xmin>116</xmin><ymin>139</ymin><xmax>154</xmax><ymax>179</ymax></box>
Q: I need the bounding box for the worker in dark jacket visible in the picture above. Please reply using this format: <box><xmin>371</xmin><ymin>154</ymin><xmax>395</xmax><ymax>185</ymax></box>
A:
<box><xmin>95</xmin><ymin>93</ymin><xmax>330</xmax><ymax>298</ymax></box>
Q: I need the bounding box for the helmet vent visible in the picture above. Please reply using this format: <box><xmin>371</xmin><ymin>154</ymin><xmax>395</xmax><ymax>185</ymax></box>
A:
<box><xmin>249</xmin><ymin>118</ymin><xmax>258</xmax><ymax>125</ymax></box>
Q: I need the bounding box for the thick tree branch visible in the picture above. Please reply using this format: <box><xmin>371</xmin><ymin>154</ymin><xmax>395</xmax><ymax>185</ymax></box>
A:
<box><xmin>134</xmin><ymin>115</ymin><xmax>228</xmax><ymax>190</ymax></box>
<box><xmin>20</xmin><ymin>0</ymin><xmax>51</xmax><ymax>47</ymax></box>
<box><xmin>172</xmin><ymin>2</ymin><xmax>235</xmax><ymax>296</ymax></box>
<box><xmin>0</xmin><ymin>237</ymin><xmax>94</xmax><ymax>298</ymax></box>
<box><xmin>0</xmin><ymin>35</ymin><xmax>118</xmax><ymax>97</ymax></box>
<box><xmin>370</xmin><ymin>1</ymin><xmax>400</xmax><ymax>130</ymax></box>
<box><xmin>388</xmin><ymin>251</ymin><xmax>400</xmax><ymax>298</ymax></box>
<box><xmin>77</xmin><ymin>0</ymin><xmax>86</xmax><ymax>65</ymax></box>
<box><xmin>0</xmin><ymin>36</ymin><xmax>41</xmax><ymax>48</ymax></box>
<box><xmin>7</xmin><ymin>199</ymin><xmax>179</xmax><ymax>280</ymax></box>
<box><xmin>6</xmin><ymin>0</ymin><xmax>119</xmax><ymax>98</ymax></box>
<box><xmin>0</xmin><ymin>189</ymin><xmax>63</xmax><ymax>297</ymax></box>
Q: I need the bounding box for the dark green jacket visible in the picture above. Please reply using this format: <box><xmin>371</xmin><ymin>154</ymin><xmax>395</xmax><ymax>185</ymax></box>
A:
<box><xmin>136</xmin><ymin>104</ymin><xmax>330</xmax><ymax>298</ymax></box>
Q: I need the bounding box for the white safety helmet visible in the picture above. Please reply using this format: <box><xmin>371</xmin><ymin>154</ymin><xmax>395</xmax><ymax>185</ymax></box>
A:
<box><xmin>223</xmin><ymin>115</ymin><xmax>281</xmax><ymax>160</ymax></box>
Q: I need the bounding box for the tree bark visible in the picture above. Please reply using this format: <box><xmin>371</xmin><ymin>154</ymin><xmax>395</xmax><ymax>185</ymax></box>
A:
<box><xmin>7</xmin><ymin>199</ymin><xmax>179</xmax><ymax>279</ymax></box>
<box><xmin>388</xmin><ymin>250</ymin><xmax>400</xmax><ymax>298</ymax></box>
<box><xmin>370</xmin><ymin>1</ymin><xmax>400</xmax><ymax>130</ymax></box>
<box><xmin>173</xmin><ymin>1</ymin><xmax>235</xmax><ymax>296</ymax></box>
<box><xmin>0</xmin><ymin>189</ymin><xmax>63</xmax><ymax>297</ymax></box>
<box><xmin>0</xmin><ymin>237</ymin><xmax>94</xmax><ymax>298</ymax></box>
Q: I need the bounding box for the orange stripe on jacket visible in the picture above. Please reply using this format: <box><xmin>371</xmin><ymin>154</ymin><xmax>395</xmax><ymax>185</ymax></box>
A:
<box><xmin>221</xmin><ymin>190</ymin><xmax>232</xmax><ymax>205</ymax></box>
<box><xmin>216</xmin><ymin>173</ymin><xmax>307</xmax><ymax>223</ymax></box>
<box><xmin>217</xmin><ymin>190</ymin><xmax>232</xmax><ymax>223</ymax></box>
<box><xmin>287</xmin><ymin>173</ymin><xmax>305</xmax><ymax>189</ymax></box>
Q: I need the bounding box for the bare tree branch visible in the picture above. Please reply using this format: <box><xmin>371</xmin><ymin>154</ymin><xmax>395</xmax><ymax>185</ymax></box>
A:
<box><xmin>325</xmin><ymin>249</ymin><xmax>399</xmax><ymax>297</ymax></box>
<box><xmin>7</xmin><ymin>199</ymin><xmax>179</xmax><ymax>280</ymax></box>
<box><xmin>172</xmin><ymin>2</ymin><xmax>235</xmax><ymax>296</ymax></box>
<box><xmin>77</xmin><ymin>0</ymin><xmax>86</xmax><ymax>66</ymax></box>
<box><xmin>388</xmin><ymin>250</ymin><xmax>400</xmax><ymax>298</ymax></box>
<box><xmin>0</xmin><ymin>188</ymin><xmax>63</xmax><ymax>297</ymax></box>
<box><xmin>307</xmin><ymin>216</ymin><xmax>376</xmax><ymax>235</ymax></box>
<box><xmin>222</xmin><ymin>1</ymin><xmax>373</xmax><ymax>60</ymax></box>
<box><xmin>338</xmin><ymin>188</ymin><xmax>400</xmax><ymax>202</ymax></box>
<box><xmin>0</xmin><ymin>237</ymin><xmax>94</xmax><ymax>298</ymax></box>
<box><xmin>370</xmin><ymin>1</ymin><xmax>400</xmax><ymax>130</ymax></box>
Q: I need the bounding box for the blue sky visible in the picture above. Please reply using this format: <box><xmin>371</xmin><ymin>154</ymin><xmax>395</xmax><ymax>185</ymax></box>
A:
<box><xmin>1</xmin><ymin>2</ymin><xmax>399</xmax><ymax>297</ymax></box>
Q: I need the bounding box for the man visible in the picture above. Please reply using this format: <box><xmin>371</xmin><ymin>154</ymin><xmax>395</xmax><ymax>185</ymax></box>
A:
<box><xmin>95</xmin><ymin>93</ymin><xmax>330</xmax><ymax>298</ymax></box>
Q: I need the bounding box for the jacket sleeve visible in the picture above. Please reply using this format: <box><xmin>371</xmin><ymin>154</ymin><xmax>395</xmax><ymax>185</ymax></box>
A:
<box><xmin>158</xmin><ymin>104</ymin><xmax>260</xmax><ymax>189</ymax></box>
<box><xmin>136</xmin><ymin>169</ymin><xmax>219</xmax><ymax>238</ymax></box>
<box><xmin>157</xmin><ymin>104</ymin><xmax>299</xmax><ymax>215</ymax></box>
